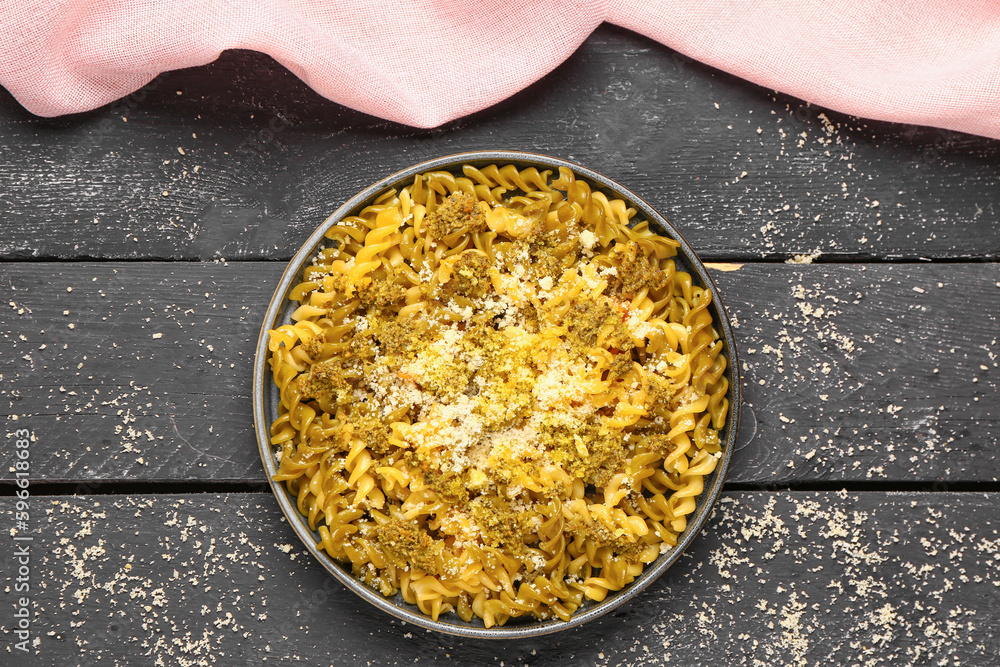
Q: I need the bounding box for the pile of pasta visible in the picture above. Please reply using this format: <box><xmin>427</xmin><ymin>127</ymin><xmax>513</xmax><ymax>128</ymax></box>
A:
<box><xmin>267</xmin><ymin>164</ymin><xmax>729</xmax><ymax>627</ymax></box>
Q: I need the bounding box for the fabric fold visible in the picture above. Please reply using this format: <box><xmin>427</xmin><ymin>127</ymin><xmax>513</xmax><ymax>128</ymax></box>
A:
<box><xmin>1</xmin><ymin>1</ymin><xmax>998</xmax><ymax>138</ymax></box>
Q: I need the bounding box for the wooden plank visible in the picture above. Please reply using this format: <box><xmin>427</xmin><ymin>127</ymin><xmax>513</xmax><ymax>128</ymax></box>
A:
<box><xmin>0</xmin><ymin>262</ymin><xmax>267</xmax><ymax>484</ymax></box>
<box><xmin>3</xmin><ymin>491</ymin><xmax>998</xmax><ymax>665</ymax></box>
<box><xmin>1</xmin><ymin>262</ymin><xmax>996</xmax><ymax>486</ymax></box>
<box><xmin>0</xmin><ymin>27</ymin><xmax>997</xmax><ymax>262</ymax></box>
<box><xmin>714</xmin><ymin>262</ymin><xmax>1000</xmax><ymax>486</ymax></box>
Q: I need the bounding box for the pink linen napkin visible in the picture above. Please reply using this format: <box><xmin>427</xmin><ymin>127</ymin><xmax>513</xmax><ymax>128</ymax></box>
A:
<box><xmin>1</xmin><ymin>1</ymin><xmax>999</xmax><ymax>140</ymax></box>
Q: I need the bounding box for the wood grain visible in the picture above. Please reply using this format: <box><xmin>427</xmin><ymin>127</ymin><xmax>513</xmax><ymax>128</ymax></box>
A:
<box><xmin>0</xmin><ymin>27</ymin><xmax>997</xmax><ymax>262</ymax></box>
<box><xmin>2</xmin><ymin>262</ymin><xmax>995</xmax><ymax>486</ymax></box>
<box><xmin>4</xmin><ymin>491</ymin><xmax>998</xmax><ymax>666</ymax></box>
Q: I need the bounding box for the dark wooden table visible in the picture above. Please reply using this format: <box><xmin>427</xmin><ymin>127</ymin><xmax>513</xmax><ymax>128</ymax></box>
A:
<box><xmin>2</xmin><ymin>26</ymin><xmax>999</xmax><ymax>666</ymax></box>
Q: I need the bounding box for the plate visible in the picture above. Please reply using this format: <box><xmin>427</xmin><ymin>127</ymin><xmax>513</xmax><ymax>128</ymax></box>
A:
<box><xmin>252</xmin><ymin>151</ymin><xmax>743</xmax><ymax>638</ymax></box>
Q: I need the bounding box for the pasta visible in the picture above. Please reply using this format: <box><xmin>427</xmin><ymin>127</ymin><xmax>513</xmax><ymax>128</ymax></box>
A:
<box><xmin>266</xmin><ymin>164</ymin><xmax>730</xmax><ymax>627</ymax></box>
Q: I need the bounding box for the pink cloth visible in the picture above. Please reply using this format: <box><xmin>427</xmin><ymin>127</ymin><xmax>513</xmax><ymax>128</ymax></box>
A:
<box><xmin>2</xmin><ymin>1</ymin><xmax>999</xmax><ymax>139</ymax></box>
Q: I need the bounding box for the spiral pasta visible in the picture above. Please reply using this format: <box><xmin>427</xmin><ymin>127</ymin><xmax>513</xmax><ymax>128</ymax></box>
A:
<box><xmin>267</xmin><ymin>164</ymin><xmax>730</xmax><ymax>626</ymax></box>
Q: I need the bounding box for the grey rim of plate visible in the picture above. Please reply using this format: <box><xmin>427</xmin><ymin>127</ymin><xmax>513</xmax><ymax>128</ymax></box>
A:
<box><xmin>252</xmin><ymin>151</ymin><xmax>746</xmax><ymax>639</ymax></box>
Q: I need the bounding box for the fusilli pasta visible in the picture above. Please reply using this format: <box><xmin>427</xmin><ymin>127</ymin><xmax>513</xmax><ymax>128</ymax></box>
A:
<box><xmin>267</xmin><ymin>164</ymin><xmax>730</xmax><ymax>626</ymax></box>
